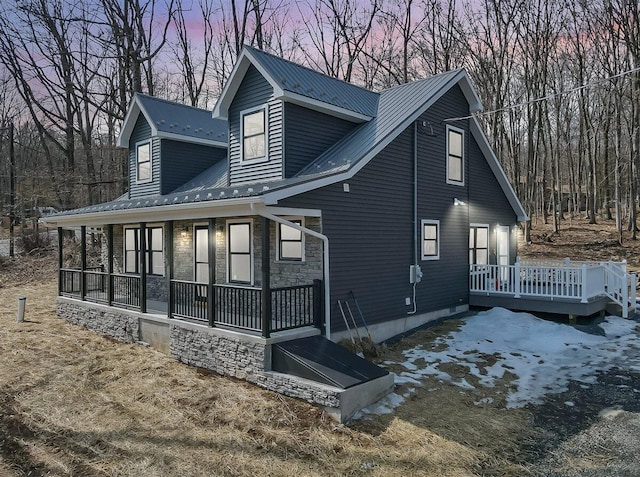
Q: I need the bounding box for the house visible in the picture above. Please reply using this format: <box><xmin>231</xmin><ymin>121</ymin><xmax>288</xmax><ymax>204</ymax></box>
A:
<box><xmin>47</xmin><ymin>45</ymin><xmax>529</xmax><ymax>421</ymax></box>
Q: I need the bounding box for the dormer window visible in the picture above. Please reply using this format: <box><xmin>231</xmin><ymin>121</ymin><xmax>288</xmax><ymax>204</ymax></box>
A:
<box><xmin>136</xmin><ymin>141</ymin><xmax>151</xmax><ymax>182</ymax></box>
<box><xmin>241</xmin><ymin>106</ymin><xmax>267</xmax><ymax>162</ymax></box>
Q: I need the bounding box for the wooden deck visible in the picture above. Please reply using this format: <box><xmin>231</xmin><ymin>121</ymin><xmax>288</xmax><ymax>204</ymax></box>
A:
<box><xmin>469</xmin><ymin>259</ymin><xmax>637</xmax><ymax>318</ymax></box>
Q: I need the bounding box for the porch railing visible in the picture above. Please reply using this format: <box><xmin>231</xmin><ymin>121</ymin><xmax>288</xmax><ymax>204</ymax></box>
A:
<box><xmin>169</xmin><ymin>280</ymin><xmax>321</xmax><ymax>334</ymax></box>
<box><xmin>60</xmin><ymin>268</ymin><xmax>82</xmax><ymax>298</ymax></box>
<box><xmin>111</xmin><ymin>274</ymin><xmax>140</xmax><ymax>309</ymax></box>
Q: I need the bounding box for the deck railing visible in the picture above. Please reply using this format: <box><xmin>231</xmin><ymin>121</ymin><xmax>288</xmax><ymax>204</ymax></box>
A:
<box><xmin>168</xmin><ymin>280</ymin><xmax>321</xmax><ymax>334</ymax></box>
<box><xmin>471</xmin><ymin>260</ymin><xmax>637</xmax><ymax>318</ymax></box>
<box><xmin>84</xmin><ymin>270</ymin><xmax>108</xmax><ymax>304</ymax></box>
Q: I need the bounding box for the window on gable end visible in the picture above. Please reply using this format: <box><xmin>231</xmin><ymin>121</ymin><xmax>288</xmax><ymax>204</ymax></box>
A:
<box><xmin>446</xmin><ymin>126</ymin><xmax>464</xmax><ymax>185</ymax></box>
<box><xmin>136</xmin><ymin>141</ymin><xmax>151</xmax><ymax>182</ymax></box>
<box><xmin>242</xmin><ymin>108</ymin><xmax>267</xmax><ymax>161</ymax></box>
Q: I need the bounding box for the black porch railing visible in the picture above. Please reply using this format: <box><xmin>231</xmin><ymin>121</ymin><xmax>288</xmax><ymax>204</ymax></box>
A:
<box><xmin>171</xmin><ymin>280</ymin><xmax>209</xmax><ymax>323</ymax></box>
<box><xmin>84</xmin><ymin>270</ymin><xmax>108</xmax><ymax>304</ymax></box>
<box><xmin>168</xmin><ymin>280</ymin><xmax>322</xmax><ymax>335</ymax></box>
<box><xmin>60</xmin><ymin>268</ymin><xmax>82</xmax><ymax>298</ymax></box>
<box><xmin>111</xmin><ymin>274</ymin><xmax>141</xmax><ymax>309</ymax></box>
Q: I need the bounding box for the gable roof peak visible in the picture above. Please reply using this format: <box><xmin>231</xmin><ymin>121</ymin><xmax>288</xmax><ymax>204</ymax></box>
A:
<box><xmin>213</xmin><ymin>44</ymin><xmax>379</xmax><ymax>122</ymax></box>
<box><xmin>118</xmin><ymin>93</ymin><xmax>228</xmax><ymax>148</ymax></box>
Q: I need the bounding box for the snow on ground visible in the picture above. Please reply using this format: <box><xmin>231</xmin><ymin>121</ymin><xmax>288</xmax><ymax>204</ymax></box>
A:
<box><xmin>356</xmin><ymin>308</ymin><xmax>640</xmax><ymax>418</ymax></box>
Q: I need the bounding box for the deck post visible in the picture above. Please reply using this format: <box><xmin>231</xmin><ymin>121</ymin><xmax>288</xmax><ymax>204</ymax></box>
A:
<box><xmin>261</xmin><ymin>217</ymin><xmax>271</xmax><ymax>338</ymax></box>
<box><xmin>57</xmin><ymin>226</ymin><xmax>63</xmax><ymax>296</ymax></box>
<box><xmin>208</xmin><ymin>218</ymin><xmax>216</xmax><ymax>327</ymax></box>
<box><xmin>107</xmin><ymin>225</ymin><xmax>113</xmax><ymax>306</ymax></box>
<box><xmin>140</xmin><ymin>222</ymin><xmax>147</xmax><ymax>313</ymax></box>
<box><xmin>581</xmin><ymin>264</ymin><xmax>588</xmax><ymax>303</ymax></box>
<box><xmin>166</xmin><ymin>221</ymin><xmax>173</xmax><ymax>319</ymax></box>
<box><xmin>514</xmin><ymin>260</ymin><xmax>521</xmax><ymax>298</ymax></box>
<box><xmin>313</xmin><ymin>279</ymin><xmax>323</xmax><ymax>330</ymax></box>
<box><xmin>80</xmin><ymin>226</ymin><xmax>86</xmax><ymax>301</ymax></box>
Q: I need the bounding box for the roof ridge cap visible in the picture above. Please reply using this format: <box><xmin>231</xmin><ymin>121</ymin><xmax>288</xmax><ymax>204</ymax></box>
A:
<box><xmin>380</xmin><ymin>69</ymin><xmax>465</xmax><ymax>94</ymax></box>
<box><xmin>135</xmin><ymin>92</ymin><xmax>214</xmax><ymax>115</ymax></box>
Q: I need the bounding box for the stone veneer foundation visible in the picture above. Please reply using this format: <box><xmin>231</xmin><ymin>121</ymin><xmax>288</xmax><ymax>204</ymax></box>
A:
<box><xmin>56</xmin><ymin>298</ymin><xmax>392</xmax><ymax>421</ymax></box>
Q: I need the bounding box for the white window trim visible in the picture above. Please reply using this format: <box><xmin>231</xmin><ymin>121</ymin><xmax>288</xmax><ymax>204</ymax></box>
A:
<box><xmin>469</xmin><ymin>223</ymin><xmax>490</xmax><ymax>265</ymax></box>
<box><xmin>239</xmin><ymin>105</ymin><xmax>269</xmax><ymax>164</ymax></box>
<box><xmin>446</xmin><ymin>125</ymin><xmax>465</xmax><ymax>186</ymax></box>
<box><xmin>123</xmin><ymin>223</ymin><xmax>165</xmax><ymax>276</ymax></box>
<box><xmin>421</xmin><ymin>219</ymin><xmax>440</xmax><ymax>261</ymax></box>
<box><xmin>226</xmin><ymin>218</ymin><xmax>254</xmax><ymax>285</ymax></box>
<box><xmin>193</xmin><ymin>222</ymin><xmax>209</xmax><ymax>283</ymax></box>
<box><xmin>276</xmin><ymin>216</ymin><xmax>305</xmax><ymax>262</ymax></box>
<box><xmin>135</xmin><ymin>140</ymin><xmax>153</xmax><ymax>184</ymax></box>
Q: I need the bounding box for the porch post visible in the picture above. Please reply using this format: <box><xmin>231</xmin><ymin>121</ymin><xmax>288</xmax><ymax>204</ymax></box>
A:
<box><xmin>57</xmin><ymin>226</ymin><xmax>63</xmax><ymax>296</ymax></box>
<box><xmin>166</xmin><ymin>221</ymin><xmax>173</xmax><ymax>319</ymax></box>
<box><xmin>208</xmin><ymin>218</ymin><xmax>216</xmax><ymax>327</ymax></box>
<box><xmin>514</xmin><ymin>260</ymin><xmax>521</xmax><ymax>298</ymax></box>
<box><xmin>107</xmin><ymin>224</ymin><xmax>113</xmax><ymax>306</ymax></box>
<box><xmin>140</xmin><ymin>222</ymin><xmax>147</xmax><ymax>313</ymax></box>
<box><xmin>80</xmin><ymin>226</ymin><xmax>86</xmax><ymax>301</ymax></box>
<box><xmin>580</xmin><ymin>264</ymin><xmax>588</xmax><ymax>303</ymax></box>
<box><xmin>261</xmin><ymin>217</ymin><xmax>271</xmax><ymax>338</ymax></box>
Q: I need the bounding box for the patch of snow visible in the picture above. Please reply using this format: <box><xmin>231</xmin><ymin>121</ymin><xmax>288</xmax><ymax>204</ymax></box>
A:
<box><xmin>378</xmin><ymin>308</ymin><xmax>640</xmax><ymax>411</ymax></box>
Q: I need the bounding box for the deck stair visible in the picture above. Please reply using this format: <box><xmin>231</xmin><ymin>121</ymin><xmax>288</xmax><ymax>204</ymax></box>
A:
<box><xmin>470</xmin><ymin>258</ymin><xmax>637</xmax><ymax>318</ymax></box>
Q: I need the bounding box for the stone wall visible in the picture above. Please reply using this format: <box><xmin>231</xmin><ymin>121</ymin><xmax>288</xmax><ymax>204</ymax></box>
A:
<box><xmin>58</xmin><ymin>300</ymin><xmax>139</xmax><ymax>343</ymax></box>
<box><xmin>169</xmin><ymin>324</ymin><xmax>340</xmax><ymax>408</ymax></box>
<box><xmin>57</xmin><ymin>298</ymin><xmax>361</xmax><ymax>419</ymax></box>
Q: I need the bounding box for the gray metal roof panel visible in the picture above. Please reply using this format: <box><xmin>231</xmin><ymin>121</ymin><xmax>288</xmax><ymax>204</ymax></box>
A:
<box><xmin>136</xmin><ymin>93</ymin><xmax>228</xmax><ymax>144</ymax></box>
<box><xmin>171</xmin><ymin>159</ymin><xmax>229</xmax><ymax>193</ymax></box>
<box><xmin>296</xmin><ymin>70</ymin><xmax>462</xmax><ymax>177</ymax></box>
<box><xmin>245</xmin><ymin>46</ymin><xmax>379</xmax><ymax>118</ymax></box>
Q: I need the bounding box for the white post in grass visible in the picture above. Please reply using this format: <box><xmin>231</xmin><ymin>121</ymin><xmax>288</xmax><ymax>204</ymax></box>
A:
<box><xmin>16</xmin><ymin>296</ymin><xmax>26</xmax><ymax>323</ymax></box>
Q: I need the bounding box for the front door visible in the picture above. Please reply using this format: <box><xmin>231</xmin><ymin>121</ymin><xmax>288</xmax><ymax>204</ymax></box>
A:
<box><xmin>496</xmin><ymin>225</ymin><xmax>510</xmax><ymax>281</ymax></box>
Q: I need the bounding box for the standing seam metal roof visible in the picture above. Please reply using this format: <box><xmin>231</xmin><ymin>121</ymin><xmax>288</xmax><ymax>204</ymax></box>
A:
<box><xmin>136</xmin><ymin>93</ymin><xmax>228</xmax><ymax>144</ymax></box>
<box><xmin>244</xmin><ymin>45</ymin><xmax>379</xmax><ymax>118</ymax></box>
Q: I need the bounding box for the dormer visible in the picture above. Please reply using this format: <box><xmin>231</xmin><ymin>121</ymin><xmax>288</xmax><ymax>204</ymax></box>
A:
<box><xmin>118</xmin><ymin>94</ymin><xmax>228</xmax><ymax>198</ymax></box>
<box><xmin>213</xmin><ymin>46</ymin><xmax>379</xmax><ymax>185</ymax></box>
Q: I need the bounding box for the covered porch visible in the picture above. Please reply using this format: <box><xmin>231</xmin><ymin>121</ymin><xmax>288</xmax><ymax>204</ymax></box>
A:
<box><xmin>56</xmin><ymin>212</ymin><xmax>325</xmax><ymax>339</ymax></box>
<box><xmin>470</xmin><ymin>258</ymin><xmax>637</xmax><ymax>318</ymax></box>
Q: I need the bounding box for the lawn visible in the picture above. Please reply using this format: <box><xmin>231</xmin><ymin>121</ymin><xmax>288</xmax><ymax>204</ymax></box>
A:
<box><xmin>1</xmin><ymin>217</ymin><xmax>639</xmax><ymax>476</ymax></box>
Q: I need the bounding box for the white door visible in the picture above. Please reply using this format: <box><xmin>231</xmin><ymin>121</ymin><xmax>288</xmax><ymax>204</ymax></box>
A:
<box><xmin>496</xmin><ymin>226</ymin><xmax>510</xmax><ymax>282</ymax></box>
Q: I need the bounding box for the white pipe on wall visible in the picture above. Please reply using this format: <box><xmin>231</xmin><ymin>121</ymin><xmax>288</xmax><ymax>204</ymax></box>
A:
<box><xmin>250</xmin><ymin>203</ymin><xmax>332</xmax><ymax>340</ymax></box>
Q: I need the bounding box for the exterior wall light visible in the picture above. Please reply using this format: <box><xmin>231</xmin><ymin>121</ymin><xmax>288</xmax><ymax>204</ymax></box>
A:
<box><xmin>453</xmin><ymin>198</ymin><xmax>466</xmax><ymax>206</ymax></box>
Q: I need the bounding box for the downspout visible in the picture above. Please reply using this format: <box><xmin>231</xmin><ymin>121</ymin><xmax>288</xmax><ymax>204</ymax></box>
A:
<box><xmin>250</xmin><ymin>203</ymin><xmax>332</xmax><ymax>340</ymax></box>
<box><xmin>409</xmin><ymin>120</ymin><xmax>419</xmax><ymax>315</ymax></box>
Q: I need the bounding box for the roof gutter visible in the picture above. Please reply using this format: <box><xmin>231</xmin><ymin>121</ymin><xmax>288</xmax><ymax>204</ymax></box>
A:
<box><xmin>250</xmin><ymin>203</ymin><xmax>332</xmax><ymax>341</ymax></box>
<box><xmin>44</xmin><ymin>196</ymin><xmax>265</xmax><ymax>227</ymax></box>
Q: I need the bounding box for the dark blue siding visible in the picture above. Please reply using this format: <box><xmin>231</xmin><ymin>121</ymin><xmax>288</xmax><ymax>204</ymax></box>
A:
<box><xmin>228</xmin><ymin>65</ymin><xmax>282</xmax><ymax>185</ymax></box>
<box><xmin>279</xmin><ymin>85</ymin><xmax>518</xmax><ymax>334</ymax></box>
<box><xmin>283</xmin><ymin>103</ymin><xmax>356</xmax><ymax>177</ymax></box>
<box><xmin>160</xmin><ymin>140</ymin><xmax>227</xmax><ymax>194</ymax></box>
<box><xmin>468</xmin><ymin>134</ymin><xmax>518</xmax><ymax>262</ymax></box>
<box><xmin>129</xmin><ymin>115</ymin><xmax>160</xmax><ymax>198</ymax></box>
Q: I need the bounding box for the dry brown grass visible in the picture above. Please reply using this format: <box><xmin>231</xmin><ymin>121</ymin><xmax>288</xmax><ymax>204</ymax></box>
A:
<box><xmin>1</xmin><ymin>254</ymin><xmax>529</xmax><ymax>477</ymax></box>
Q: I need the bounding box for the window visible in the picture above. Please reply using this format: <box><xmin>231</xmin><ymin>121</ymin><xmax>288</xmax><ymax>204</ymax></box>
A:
<box><xmin>228</xmin><ymin>222</ymin><xmax>252</xmax><ymax>283</ymax></box>
<box><xmin>421</xmin><ymin>220</ymin><xmax>439</xmax><ymax>260</ymax></box>
<box><xmin>446</xmin><ymin>126</ymin><xmax>464</xmax><ymax>185</ymax></box>
<box><xmin>278</xmin><ymin>219</ymin><xmax>303</xmax><ymax>261</ymax></box>
<box><xmin>147</xmin><ymin>227</ymin><xmax>164</xmax><ymax>275</ymax></box>
<box><xmin>136</xmin><ymin>142</ymin><xmax>151</xmax><ymax>182</ymax></box>
<box><xmin>124</xmin><ymin>228</ymin><xmax>139</xmax><ymax>273</ymax></box>
<box><xmin>469</xmin><ymin>225</ymin><xmax>489</xmax><ymax>265</ymax></box>
<box><xmin>123</xmin><ymin>226</ymin><xmax>164</xmax><ymax>275</ymax></box>
<box><xmin>194</xmin><ymin>225</ymin><xmax>209</xmax><ymax>283</ymax></box>
<box><xmin>241</xmin><ymin>108</ymin><xmax>266</xmax><ymax>161</ymax></box>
